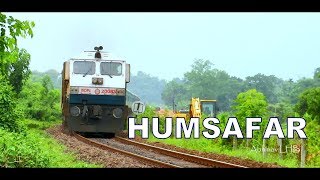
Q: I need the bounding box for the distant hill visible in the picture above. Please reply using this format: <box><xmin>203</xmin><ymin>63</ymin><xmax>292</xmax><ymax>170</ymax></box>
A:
<box><xmin>127</xmin><ymin>71</ymin><xmax>166</xmax><ymax>106</ymax></box>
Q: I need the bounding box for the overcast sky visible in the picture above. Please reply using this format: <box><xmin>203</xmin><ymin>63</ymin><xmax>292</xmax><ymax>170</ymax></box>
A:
<box><xmin>5</xmin><ymin>12</ymin><xmax>320</xmax><ymax>81</ymax></box>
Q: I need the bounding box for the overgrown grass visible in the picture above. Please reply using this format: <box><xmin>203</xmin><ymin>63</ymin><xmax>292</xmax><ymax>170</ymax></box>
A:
<box><xmin>19</xmin><ymin>118</ymin><xmax>61</xmax><ymax>130</ymax></box>
<box><xmin>0</xmin><ymin>119</ymin><xmax>101</xmax><ymax>168</ymax></box>
<box><xmin>29</xmin><ymin>129</ymin><xmax>100</xmax><ymax>168</ymax></box>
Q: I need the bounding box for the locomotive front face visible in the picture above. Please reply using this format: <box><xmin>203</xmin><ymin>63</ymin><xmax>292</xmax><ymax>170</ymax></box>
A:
<box><xmin>65</xmin><ymin>52</ymin><xmax>129</xmax><ymax>134</ymax></box>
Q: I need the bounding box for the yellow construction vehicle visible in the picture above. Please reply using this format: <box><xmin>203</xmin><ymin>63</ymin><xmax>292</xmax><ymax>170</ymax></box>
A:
<box><xmin>173</xmin><ymin>97</ymin><xmax>218</xmax><ymax>120</ymax></box>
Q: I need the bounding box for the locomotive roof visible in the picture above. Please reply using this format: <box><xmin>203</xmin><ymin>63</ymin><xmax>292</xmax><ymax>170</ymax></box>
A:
<box><xmin>69</xmin><ymin>51</ymin><xmax>126</xmax><ymax>61</ymax></box>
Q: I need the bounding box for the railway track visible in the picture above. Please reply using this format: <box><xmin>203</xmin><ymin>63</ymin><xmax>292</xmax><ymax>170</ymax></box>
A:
<box><xmin>73</xmin><ymin>133</ymin><xmax>179</xmax><ymax>168</ymax></box>
<box><xmin>73</xmin><ymin>133</ymin><xmax>247</xmax><ymax>168</ymax></box>
<box><xmin>113</xmin><ymin>136</ymin><xmax>247</xmax><ymax>168</ymax></box>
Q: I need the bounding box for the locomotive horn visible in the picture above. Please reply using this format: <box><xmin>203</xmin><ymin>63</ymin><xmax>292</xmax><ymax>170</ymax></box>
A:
<box><xmin>94</xmin><ymin>46</ymin><xmax>103</xmax><ymax>58</ymax></box>
<box><xmin>94</xmin><ymin>46</ymin><xmax>103</xmax><ymax>51</ymax></box>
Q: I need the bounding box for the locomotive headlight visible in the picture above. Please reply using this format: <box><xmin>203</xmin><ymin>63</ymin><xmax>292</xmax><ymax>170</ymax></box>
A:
<box><xmin>70</xmin><ymin>106</ymin><xmax>81</xmax><ymax>116</ymax></box>
<box><xmin>112</xmin><ymin>108</ymin><xmax>123</xmax><ymax>118</ymax></box>
<box><xmin>92</xmin><ymin>77</ymin><xmax>98</xmax><ymax>84</ymax></box>
<box><xmin>92</xmin><ymin>77</ymin><xmax>103</xmax><ymax>84</ymax></box>
<box><xmin>97</xmin><ymin>78</ymin><xmax>103</xmax><ymax>84</ymax></box>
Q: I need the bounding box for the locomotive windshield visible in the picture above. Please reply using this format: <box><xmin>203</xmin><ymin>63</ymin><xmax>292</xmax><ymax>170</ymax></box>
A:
<box><xmin>73</xmin><ymin>61</ymin><xmax>95</xmax><ymax>75</ymax></box>
<box><xmin>100</xmin><ymin>62</ymin><xmax>122</xmax><ymax>76</ymax></box>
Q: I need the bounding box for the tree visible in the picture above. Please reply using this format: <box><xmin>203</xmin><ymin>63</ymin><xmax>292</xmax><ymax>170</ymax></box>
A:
<box><xmin>127</xmin><ymin>71</ymin><xmax>166</xmax><ymax>105</ymax></box>
<box><xmin>0</xmin><ymin>12</ymin><xmax>34</xmax><ymax>78</ymax></box>
<box><xmin>43</xmin><ymin>69</ymin><xmax>62</xmax><ymax>89</ymax></box>
<box><xmin>295</xmin><ymin>87</ymin><xmax>320</xmax><ymax>122</ymax></box>
<box><xmin>8</xmin><ymin>48</ymin><xmax>31</xmax><ymax>94</ymax></box>
<box><xmin>41</xmin><ymin>75</ymin><xmax>60</xmax><ymax>110</ymax></box>
<box><xmin>0</xmin><ymin>13</ymin><xmax>34</xmax><ymax>132</ymax></box>
<box><xmin>184</xmin><ymin>59</ymin><xmax>215</xmax><ymax>98</ymax></box>
<box><xmin>286</xmin><ymin>77</ymin><xmax>320</xmax><ymax>105</ymax></box>
<box><xmin>232</xmin><ymin>89</ymin><xmax>268</xmax><ymax>147</ymax></box>
<box><xmin>267</xmin><ymin>102</ymin><xmax>294</xmax><ymax>123</ymax></box>
<box><xmin>41</xmin><ymin>75</ymin><xmax>54</xmax><ymax>95</ymax></box>
<box><xmin>277</xmin><ymin>78</ymin><xmax>297</xmax><ymax>104</ymax></box>
<box><xmin>233</xmin><ymin>89</ymin><xmax>268</xmax><ymax>123</ymax></box>
<box><xmin>161</xmin><ymin>79</ymin><xmax>188</xmax><ymax>109</ymax></box>
<box><xmin>313</xmin><ymin>67</ymin><xmax>320</xmax><ymax>79</ymax></box>
<box><xmin>244</xmin><ymin>73</ymin><xmax>282</xmax><ymax>104</ymax></box>
<box><xmin>216</xmin><ymin>75</ymin><xmax>244</xmax><ymax>111</ymax></box>
<box><xmin>183</xmin><ymin>59</ymin><xmax>245</xmax><ymax>111</ymax></box>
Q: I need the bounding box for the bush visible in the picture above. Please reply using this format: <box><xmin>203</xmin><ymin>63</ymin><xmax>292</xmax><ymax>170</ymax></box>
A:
<box><xmin>0</xmin><ymin>76</ymin><xmax>20</xmax><ymax>132</ymax></box>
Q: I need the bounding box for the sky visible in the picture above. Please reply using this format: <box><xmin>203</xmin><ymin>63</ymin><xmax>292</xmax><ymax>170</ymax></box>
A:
<box><xmin>5</xmin><ymin>12</ymin><xmax>320</xmax><ymax>82</ymax></box>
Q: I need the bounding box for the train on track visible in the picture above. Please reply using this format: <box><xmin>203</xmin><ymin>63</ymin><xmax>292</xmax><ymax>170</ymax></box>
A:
<box><xmin>61</xmin><ymin>46</ymin><xmax>137</xmax><ymax>136</ymax></box>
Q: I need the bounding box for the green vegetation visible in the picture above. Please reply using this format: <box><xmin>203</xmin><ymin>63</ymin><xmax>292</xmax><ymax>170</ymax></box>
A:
<box><xmin>135</xmin><ymin>58</ymin><xmax>320</xmax><ymax>167</ymax></box>
<box><xmin>295</xmin><ymin>87</ymin><xmax>320</xmax><ymax>122</ymax></box>
<box><xmin>233</xmin><ymin>89</ymin><xmax>268</xmax><ymax>119</ymax></box>
<box><xmin>304</xmin><ymin>114</ymin><xmax>320</xmax><ymax>166</ymax></box>
<box><xmin>17</xmin><ymin>75</ymin><xmax>61</xmax><ymax>121</ymax></box>
<box><xmin>0</xmin><ymin>72</ymin><xmax>100</xmax><ymax>167</ymax></box>
<box><xmin>0</xmin><ymin>13</ymin><xmax>34</xmax><ymax>132</ymax></box>
<box><xmin>0</xmin><ymin>75</ymin><xmax>20</xmax><ymax>132</ymax></box>
<box><xmin>1</xmin><ymin>12</ymin><xmax>319</xmax><ymax>168</ymax></box>
<box><xmin>1</xmin><ymin>119</ymin><xmax>100</xmax><ymax>168</ymax></box>
<box><xmin>0</xmin><ymin>72</ymin><xmax>99</xmax><ymax>167</ymax></box>
<box><xmin>137</xmin><ymin>105</ymin><xmax>319</xmax><ymax>167</ymax></box>
<box><xmin>0</xmin><ymin>12</ymin><xmax>99</xmax><ymax>168</ymax></box>
<box><xmin>0</xmin><ymin>13</ymin><xmax>34</xmax><ymax>81</ymax></box>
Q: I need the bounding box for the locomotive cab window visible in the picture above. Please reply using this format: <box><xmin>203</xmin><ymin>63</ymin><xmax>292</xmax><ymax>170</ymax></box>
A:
<box><xmin>100</xmin><ymin>62</ymin><xmax>122</xmax><ymax>76</ymax></box>
<box><xmin>73</xmin><ymin>61</ymin><xmax>95</xmax><ymax>75</ymax></box>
